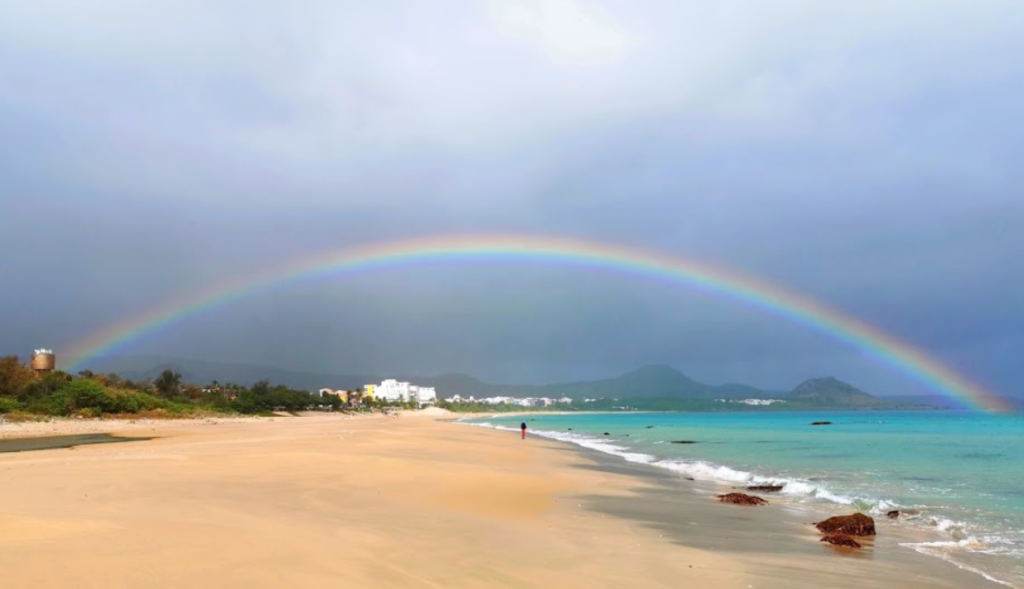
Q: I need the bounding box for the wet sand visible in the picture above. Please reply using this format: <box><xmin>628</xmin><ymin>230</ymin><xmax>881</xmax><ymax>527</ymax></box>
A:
<box><xmin>572</xmin><ymin>445</ymin><xmax>1002</xmax><ymax>589</ymax></box>
<box><xmin>0</xmin><ymin>413</ymin><xmax>1000</xmax><ymax>588</ymax></box>
<box><xmin>0</xmin><ymin>433</ymin><xmax>153</xmax><ymax>453</ymax></box>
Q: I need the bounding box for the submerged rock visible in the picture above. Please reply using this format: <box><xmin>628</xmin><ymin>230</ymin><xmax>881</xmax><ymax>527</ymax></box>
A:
<box><xmin>820</xmin><ymin>534</ymin><xmax>862</xmax><ymax>548</ymax></box>
<box><xmin>716</xmin><ymin>493</ymin><xmax>768</xmax><ymax>506</ymax></box>
<box><xmin>815</xmin><ymin>513</ymin><xmax>876</xmax><ymax>536</ymax></box>
<box><xmin>747</xmin><ymin>484</ymin><xmax>784</xmax><ymax>493</ymax></box>
<box><xmin>810</xmin><ymin>421</ymin><xmax>833</xmax><ymax>426</ymax></box>
<box><xmin>887</xmin><ymin>510</ymin><xmax>900</xmax><ymax>519</ymax></box>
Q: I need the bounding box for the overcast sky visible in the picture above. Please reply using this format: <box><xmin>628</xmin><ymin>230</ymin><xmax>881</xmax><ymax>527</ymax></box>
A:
<box><xmin>1</xmin><ymin>1</ymin><xmax>1022</xmax><ymax>396</ymax></box>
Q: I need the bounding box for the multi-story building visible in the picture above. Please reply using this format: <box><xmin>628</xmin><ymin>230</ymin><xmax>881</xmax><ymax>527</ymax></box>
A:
<box><xmin>374</xmin><ymin>379</ymin><xmax>410</xmax><ymax>402</ymax></box>
<box><xmin>410</xmin><ymin>386</ymin><xmax>437</xmax><ymax>406</ymax></box>
<box><xmin>371</xmin><ymin>380</ymin><xmax>437</xmax><ymax>407</ymax></box>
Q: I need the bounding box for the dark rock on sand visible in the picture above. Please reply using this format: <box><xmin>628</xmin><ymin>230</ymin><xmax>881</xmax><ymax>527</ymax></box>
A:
<box><xmin>747</xmin><ymin>484</ymin><xmax>784</xmax><ymax>493</ymax></box>
<box><xmin>815</xmin><ymin>513</ymin><xmax>876</xmax><ymax>536</ymax></box>
<box><xmin>810</xmin><ymin>421</ymin><xmax>833</xmax><ymax>426</ymax></box>
<box><xmin>820</xmin><ymin>534</ymin><xmax>862</xmax><ymax>548</ymax></box>
<box><xmin>887</xmin><ymin>510</ymin><xmax>900</xmax><ymax>519</ymax></box>
<box><xmin>716</xmin><ymin>493</ymin><xmax>768</xmax><ymax>506</ymax></box>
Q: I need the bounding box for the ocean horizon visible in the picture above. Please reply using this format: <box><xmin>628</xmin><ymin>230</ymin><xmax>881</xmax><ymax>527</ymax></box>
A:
<box><xmin>466</xmin><ymin>410</ymin><xmax>1024</xmax><ymax>589</ymax></box>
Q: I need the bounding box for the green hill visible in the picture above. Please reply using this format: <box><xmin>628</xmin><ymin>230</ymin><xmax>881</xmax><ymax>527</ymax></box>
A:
<box><xmin>787</xmin><ymin>376</ymin><xmax>886</xmax><ymax>407</ymax></box>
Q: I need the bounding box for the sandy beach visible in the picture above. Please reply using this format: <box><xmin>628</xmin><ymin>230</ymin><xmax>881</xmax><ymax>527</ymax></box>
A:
<box><xmin>0</xmin><ymin>412</ymin><xmax>997</xmax><ymax>588</ymax></box>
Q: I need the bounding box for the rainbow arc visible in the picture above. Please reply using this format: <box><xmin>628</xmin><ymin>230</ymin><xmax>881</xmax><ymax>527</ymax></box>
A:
<box><xmin>64</xmin><ymin>234</ymin><xmax>1010</xmax><ymax>412</ymax></box>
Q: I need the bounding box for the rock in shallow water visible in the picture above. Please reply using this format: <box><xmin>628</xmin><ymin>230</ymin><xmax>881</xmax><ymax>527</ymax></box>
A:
<box><xmin>815</xmin><ymin>513</ymin><xmax>876</xmax><ymax>536</ymax></box>
<box><xmin>747</xmin><ymin>484</ymin><xmax>784</xmax><ymax>492</ymax></box>
<box><xmin>820</xmin><ymin>534</ymin><xmax>862</xmax><ymax>548</ymax></box>
<box><xmin>716</xmin><ymin>493</ymin><xmax>768</xmax><ymax>506</ymax></box>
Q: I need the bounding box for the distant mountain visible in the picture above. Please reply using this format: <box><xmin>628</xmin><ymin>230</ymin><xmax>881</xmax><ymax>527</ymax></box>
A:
<box><xmin>545</xmin><ymin>365</ymin><xmax>711</xmax><ymax>398</ymax></box>
<box><xmin>536</xmin><ymin>365</ymin><xmax>778</xmax><ymax>400</ymax></box>
<box><xmin>788</xmin><ymin>377</ymin><xmax>885</xmax><ymax>407</ymax></box>
<box><xmin>411</xmin><ymin>373</ymin><xmax>523</xmax><ymax>397</ymax></box>
<box><xmin>72</xmin><ymin>356</ymin><xmax>908</xmax><ymax>409</ymax></box>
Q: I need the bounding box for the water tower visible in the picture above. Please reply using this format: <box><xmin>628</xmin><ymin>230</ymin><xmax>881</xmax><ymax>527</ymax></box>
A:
<box><xmin>31</xmin><ymin>349</ymin><xmax>55</xmax><ymax>377</ymax></box>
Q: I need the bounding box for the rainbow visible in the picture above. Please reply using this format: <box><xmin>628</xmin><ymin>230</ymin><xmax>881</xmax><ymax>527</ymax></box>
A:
<box><xmin>64</xmin><ymin>234</ymin><xmax>1011</xmax><ymax>412</ymax></box>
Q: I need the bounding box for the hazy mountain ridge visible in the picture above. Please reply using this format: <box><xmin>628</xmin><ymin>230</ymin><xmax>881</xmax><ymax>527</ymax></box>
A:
<box><xmin>788</xmin><ymin>376</ymin><xmax>883</xmax><ymax>407</ymax></box>
<box><xmin>69</xmin><ymin>356</ymin><xmax>908</xmax><ymax>408</ymax></box>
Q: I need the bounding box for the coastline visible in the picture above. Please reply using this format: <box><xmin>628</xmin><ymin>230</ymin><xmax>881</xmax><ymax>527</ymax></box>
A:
<box><xmin>550</xmin><ymin>432</ymin><xmax>1005</xmax><ymax>589</ymax></box>
<box><xmin>464</xmin><ymin>414</ymin><xmax>1019</xmax><ymax>589</ymax></box>
<box><xmin>0</xmin><ymin>413</ymin><xmax>1005</xmax><ymax>588</ymax></box>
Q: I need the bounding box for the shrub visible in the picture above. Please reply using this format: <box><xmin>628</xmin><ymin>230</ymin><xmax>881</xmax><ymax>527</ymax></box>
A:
<box><xmin>29</xmin><ymin>391</ymin><xmax>73</xmax><ymax>416</ymax></box>
<box><xmin>106</xmin><ymin>389</ymin><xmax>172</xmax><ymax>414</ymax></box>
<box><xmin>33</xmin><ymin>379</ymin><xmax>117</xmax><ymax>416</ymax></box>
<box><xmin>65</xmin><ymin>379</ymin><xmax>115</xmax><ymax>412</ymax></box>
<box><xmin>0</xmin><ymin>397</ymin><xmax>22</xmax><ymax>413</ymax></box>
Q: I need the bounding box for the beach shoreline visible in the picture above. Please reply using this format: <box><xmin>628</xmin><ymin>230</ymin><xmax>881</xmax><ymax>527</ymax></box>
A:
<box><xmin>548</xmin><ymin>430</ymin><xmax>1006</xmax><ymax>589</ymax></box>
<box><xmin>0</xmin><ymin>412</ymin><xmax>1006</xmax><ymax>588</ymax></box>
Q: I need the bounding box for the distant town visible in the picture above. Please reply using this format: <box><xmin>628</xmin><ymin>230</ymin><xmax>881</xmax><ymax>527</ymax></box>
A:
<box><xmin>318</xmin><ymin>378</ymin><xmax>574</xmax><ymax>408</ymax></box>
<box><xmin>318</xmin><ymin>380</ymin><xmax>785</xmax><ymax>409</ymax></box>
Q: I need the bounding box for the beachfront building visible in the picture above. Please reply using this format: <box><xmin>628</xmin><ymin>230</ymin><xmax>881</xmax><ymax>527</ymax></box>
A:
<box><xmin>410</xmin><ymin>386</ymin><xmax>437</xmax><ymax>406</ymax></box>
<box><xmin>372</xmin><ymin>380</ymin><xmax>438</xmax><ymax>407</ymax></box>
<box><xmin>375</xmin><ymin>379</ymin><xmax>410</xmax><ymax>402</ymax></box>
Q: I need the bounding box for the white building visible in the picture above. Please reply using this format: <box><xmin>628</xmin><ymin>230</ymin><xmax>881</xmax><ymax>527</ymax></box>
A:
<box><xmin>410</xmin><ymin>386</ymin><xmax>437</xmax><ymax>406</ymax></box>
<box><xmin>374</xmin><ymin>380</ymin><xmax>437</xmax><ymax>407</ymax></box>
<box><xmin>375</xmin><ymin>379</ymin><xmax>411</xmax><ymax>402</ymax></box>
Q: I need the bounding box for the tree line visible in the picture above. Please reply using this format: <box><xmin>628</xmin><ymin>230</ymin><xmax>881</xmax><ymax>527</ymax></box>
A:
<box><xmin>0</xmin><ymin>355</ymin><xmax>385</xmax><ymax>418</ymax></box>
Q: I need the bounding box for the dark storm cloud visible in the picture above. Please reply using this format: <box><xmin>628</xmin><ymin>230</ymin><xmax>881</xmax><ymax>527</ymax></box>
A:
<box><xmin>1</xmin><ymin>1</ymin><xmax>1022</xmax><ymax>396</ymax></box>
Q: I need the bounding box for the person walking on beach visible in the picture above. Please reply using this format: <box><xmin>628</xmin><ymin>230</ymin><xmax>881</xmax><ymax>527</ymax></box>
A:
<box><xmin>520</xmin><ymin>421</ymin><xmax>527</xmax><ymax>440</ymax></box>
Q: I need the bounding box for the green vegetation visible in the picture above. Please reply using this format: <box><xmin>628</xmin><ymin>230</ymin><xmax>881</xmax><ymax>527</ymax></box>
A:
<box><xmin>0</xmin><ymin>356</ymin><xmax>382</xmax><ymax>419</ymax></box>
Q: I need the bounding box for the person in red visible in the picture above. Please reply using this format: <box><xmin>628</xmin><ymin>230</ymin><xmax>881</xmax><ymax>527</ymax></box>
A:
<box><xmin>520</xmin><ymin>421</ymin><xmax>527</xmax><ymax>440</ymax></box>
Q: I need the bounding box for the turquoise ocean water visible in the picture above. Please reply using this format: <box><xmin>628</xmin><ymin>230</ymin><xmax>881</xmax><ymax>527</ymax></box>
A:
<box><xmin>468</xmin><ymin>411</ymin><xmax>1024</xmax><ymax>588</ymax></box>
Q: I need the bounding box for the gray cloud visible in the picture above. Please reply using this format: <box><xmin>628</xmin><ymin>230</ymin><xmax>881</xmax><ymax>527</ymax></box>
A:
<box><xmin>1</xmin><ymin>0</ymin><xmax>1022</xmax><ymax>396</ymax></box>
